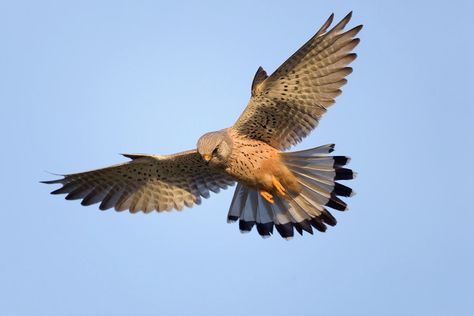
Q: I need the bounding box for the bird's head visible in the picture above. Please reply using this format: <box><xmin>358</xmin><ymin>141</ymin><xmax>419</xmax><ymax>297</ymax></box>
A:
<box><xmin>197</xmin><ymin>130</ymin><xmax>232</xmax><ymax>168</ymax></box>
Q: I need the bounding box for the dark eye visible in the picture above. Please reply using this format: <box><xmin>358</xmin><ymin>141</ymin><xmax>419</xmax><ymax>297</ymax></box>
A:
<box><xmin>212</xmin><ymin>147</ymin><xmax>219</xmax><ymax>156</ymax></box>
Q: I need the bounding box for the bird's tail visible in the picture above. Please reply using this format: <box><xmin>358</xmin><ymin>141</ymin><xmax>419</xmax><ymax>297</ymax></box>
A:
<box><xmin>227</xmin><ymin>144</ymin><xmax>356</xmax><ymax>239</ymax></box>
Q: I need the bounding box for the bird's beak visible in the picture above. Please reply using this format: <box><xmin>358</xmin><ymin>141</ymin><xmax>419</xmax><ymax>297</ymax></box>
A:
<box><xmin>203</xmin><ymin>154</ymin><xmax>211</xmax><ymax>162</ymax></box>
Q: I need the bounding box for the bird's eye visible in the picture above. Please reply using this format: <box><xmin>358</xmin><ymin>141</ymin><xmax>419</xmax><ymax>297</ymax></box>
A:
<box><xmin>212</xmin><ymin>147</ymin><xmax>219</xmax><ymax>156</ymax></box>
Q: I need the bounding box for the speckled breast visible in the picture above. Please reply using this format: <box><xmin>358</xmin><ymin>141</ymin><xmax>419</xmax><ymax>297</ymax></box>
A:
<box><xmin>225</xmin><ymin>131</ymin><xmax>279</xmax><ymax>188</ymax></box>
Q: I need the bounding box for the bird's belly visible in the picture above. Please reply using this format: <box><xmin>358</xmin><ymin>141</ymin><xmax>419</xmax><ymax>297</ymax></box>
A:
<box><xmin>225</xmin><ymin>142</ymin><xmax>287</xmax><ymax>190</ymax></box>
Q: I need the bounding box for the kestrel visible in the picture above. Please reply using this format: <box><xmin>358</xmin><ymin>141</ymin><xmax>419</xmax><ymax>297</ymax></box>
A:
<box><xmin>43</xmin><ymin>12</ymin><xmax>362</xmax><ymax>239</ymax></box>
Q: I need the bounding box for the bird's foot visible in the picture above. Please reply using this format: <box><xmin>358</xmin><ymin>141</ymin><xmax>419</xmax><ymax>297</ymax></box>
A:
<box><xmin>272</xmin><ymin>176</ymin><xmax>286</xmax><ymax>196</ymax></box>
<box><xmin>259</xmin><ymin>190</ymin><xmax>274</xmax><ymax>204</ymax></box>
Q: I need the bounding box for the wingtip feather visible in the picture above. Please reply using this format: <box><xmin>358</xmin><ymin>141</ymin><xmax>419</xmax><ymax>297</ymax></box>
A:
<box><xmin>41</xmin><ymin>179</ymin><xmax>62</xmax><ymax>184</ymax></box>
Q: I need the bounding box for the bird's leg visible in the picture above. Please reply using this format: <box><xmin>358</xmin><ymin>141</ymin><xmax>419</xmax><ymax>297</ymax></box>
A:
<box><xmin>259</xmin><ymin>190</ymin><xmax>274</xmax><ymax>204</ymax></box>
<box><xmin>272</xmin><ymin>176</ymin><xmax>286</xmax><ymax>196</ymax></box>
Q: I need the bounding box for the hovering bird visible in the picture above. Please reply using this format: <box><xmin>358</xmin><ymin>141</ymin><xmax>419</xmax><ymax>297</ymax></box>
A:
<box><xmin>43</xmin><ymin>12</ymin><xmax>362</xmax><ymax>239</ymax></box>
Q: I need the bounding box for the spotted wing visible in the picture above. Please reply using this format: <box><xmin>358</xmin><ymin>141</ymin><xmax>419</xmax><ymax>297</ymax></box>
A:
<box><xmin>42</xmin><ymin>150</ymin><xmax>235</xmax><ymax>213</ymax></box>
<box><xmin>233</xmin><ymin>12</ymin><xmax>362</xmax><ymax>150</ymax></box>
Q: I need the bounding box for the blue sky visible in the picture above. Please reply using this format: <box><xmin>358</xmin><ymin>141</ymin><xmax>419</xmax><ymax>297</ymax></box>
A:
<box><xmin>1</xmin><ymin>1</ymin><xmax>473</xmax><ymax>315</ymax></box>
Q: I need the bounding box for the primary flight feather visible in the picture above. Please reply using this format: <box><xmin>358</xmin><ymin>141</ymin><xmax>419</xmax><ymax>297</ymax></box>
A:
<box><xmin>43</xmin><ymin>12</ymin><xmax>362</xmax><ymax>239</ymax></box>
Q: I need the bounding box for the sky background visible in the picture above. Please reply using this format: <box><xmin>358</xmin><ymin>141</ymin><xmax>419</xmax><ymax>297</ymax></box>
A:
<box><xmin>1</xmin><ymin>1</ymin><xmax>473</xmax><ymax>315</ymax></box>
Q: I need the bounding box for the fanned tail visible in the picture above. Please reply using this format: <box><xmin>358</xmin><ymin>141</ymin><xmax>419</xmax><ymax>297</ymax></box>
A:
<box><xmin>227</xmin><ymin>144</ymin><xmax>356</xmax><ymax>239</ymax></box>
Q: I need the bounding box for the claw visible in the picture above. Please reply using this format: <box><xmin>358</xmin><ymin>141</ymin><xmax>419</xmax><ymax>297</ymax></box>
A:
<box><xmin>272</xmin><ymin>176</ymin><xmax>286</xmax><ymax>196</ymax></box>
<box><xmin>259</xmin><ymin>190</ymin><xmax>274</xmax><ymax>204</ymax></box>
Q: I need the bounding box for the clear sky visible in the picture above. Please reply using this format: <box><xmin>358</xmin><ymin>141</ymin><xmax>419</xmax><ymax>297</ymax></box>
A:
<box><xmin>1</xmin><ymin>1</ymin><xmax>473</xmax><ymax>315</ymax></box>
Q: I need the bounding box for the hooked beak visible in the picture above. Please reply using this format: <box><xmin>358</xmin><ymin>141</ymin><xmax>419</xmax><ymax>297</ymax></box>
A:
<box><xmin>203</xmin><ymin>154</ymin><xmax>211</xmax><ymax>163</ymax></box>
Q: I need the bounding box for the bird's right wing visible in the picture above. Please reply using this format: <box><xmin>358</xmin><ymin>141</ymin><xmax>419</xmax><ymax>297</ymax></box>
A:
<box><xmin>42</xmin><ymin>150</ymin><xmax>235</xmax><ymax>213</ymax></box>
<box><xmin>233</xmin><ymin>12</ymin><xmax>362</xmax><ymax>150</ymax></box>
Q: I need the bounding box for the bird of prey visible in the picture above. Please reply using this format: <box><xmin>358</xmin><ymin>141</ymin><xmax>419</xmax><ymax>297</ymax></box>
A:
<box><xmin>43</xmin><ymin>12</ymin><xmax>362</xmax><ymax>239</ymax></box>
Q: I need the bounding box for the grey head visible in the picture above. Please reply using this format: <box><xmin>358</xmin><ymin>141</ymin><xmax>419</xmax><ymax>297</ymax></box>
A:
<box><xmin>197</xmin><ymin>130</ymin><xmax>233</xmax><ymax>168</ymax></box>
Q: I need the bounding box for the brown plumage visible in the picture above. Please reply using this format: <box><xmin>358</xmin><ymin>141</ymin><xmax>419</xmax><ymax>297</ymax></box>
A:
<box><xmin>224</xmin><ymin>129</ymin><xmax>301</xmax><ymax>195</ymax></box>
<box><xmin>43</xmin><ymin>12</ymin><xmax>362</xmax><ymax>239</ymax></box>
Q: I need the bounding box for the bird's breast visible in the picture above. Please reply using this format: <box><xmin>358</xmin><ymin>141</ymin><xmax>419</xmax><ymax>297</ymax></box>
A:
<box><xmin>225</xmin><ymin>137</ymin><xmax>281</xmax><ymax>189</ymax></box>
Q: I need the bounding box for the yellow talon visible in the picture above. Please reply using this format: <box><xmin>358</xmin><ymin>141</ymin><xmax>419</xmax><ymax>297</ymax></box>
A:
<box><xmin>259</xmin><ymin>190</ymin><xmax>274</xmax><ymax>204</ymax></box>
<box><xmin>272</xmin><ymin>176</ymin><xmax>286</xmax><ymax>196</ymax></box>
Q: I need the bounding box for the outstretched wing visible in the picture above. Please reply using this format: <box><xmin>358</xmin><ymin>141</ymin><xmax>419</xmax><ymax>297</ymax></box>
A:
<box><xmin>42</xmin><ymin>150</ymin><xmax>235</xmax><ymax>213</ymax></box>
<box><xmin>233</xmin><ymin>12</ymin><xmax>362</xmax><ymax>150</ymax></box>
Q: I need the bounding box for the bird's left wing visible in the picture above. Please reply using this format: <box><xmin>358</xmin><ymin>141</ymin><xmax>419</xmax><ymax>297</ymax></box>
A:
<box><xmin>232</xmin><ymin>12</ymin><xmax>362</xmax><ymax>150</ymax></box>
<box><xmin>42</xmin><ymin>150</ymin><xmax>235</xmax><ymax>213</ymax></box>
